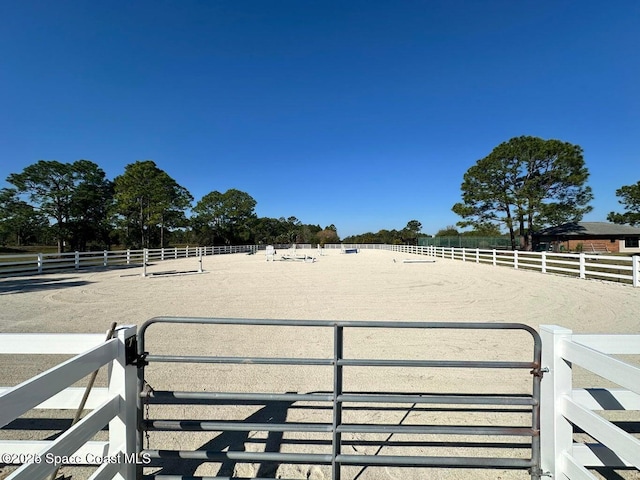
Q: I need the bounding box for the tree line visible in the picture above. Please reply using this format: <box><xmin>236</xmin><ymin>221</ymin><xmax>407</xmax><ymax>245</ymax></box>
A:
<box><xmin>3</xmin><ymin>137</ymin><xmax>638</xmax><ymax>253</ymax></box>
<box><xmin>0</xmin><ymin>160</ymin><xmax>339</xmax><ymax>252</ymax></box>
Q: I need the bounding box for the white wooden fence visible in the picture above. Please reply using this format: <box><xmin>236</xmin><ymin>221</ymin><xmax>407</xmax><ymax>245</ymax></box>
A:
<box><xmin>0</xmin><ymin>245</ymin><xmax>256</xmax><ymax>276</ymax></box>
<box><xmin>1</xmin><ymin>324</ymin><xmax>638</xmax><ymax>479</ymax></box>
<box><xmin>0</xmin><ymin>326</ymin><xmax>138</xmax><ymax>480</ymax></box>
<box><xmin>325</xmin><ymin>244</ymin><xmax>640</xmax><ymax>287</ymax></box>
<box><xmin>4</xmin><ymin>244</ymin><xmax>638</xmax><ymax>287</ymax></box>
<box><xmin>540</xmin><ymin>326</ymin><xmax>640</xmax><ymax>478</ymax></box>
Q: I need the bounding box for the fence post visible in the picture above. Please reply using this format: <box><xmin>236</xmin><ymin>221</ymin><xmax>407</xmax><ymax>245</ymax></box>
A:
<box><xmin>476</xmin><ymin>248</ymin><xmax>479</xmax><ymax>263</ymax></box>
<box><xmin>174</xmin><ymin>247</ymin><xmax>178</xmax><ymax>259</ymax></box>
<box><xmin>161</xmin><ymin>248</ymin><xmax>165</xmax><ymax>261</ymax></box>
<box><xmin>541</xmin><ymin>252</ymin><xmax>546</xmax><ymax>273</ymax></box>
<box><xmin>579</xmin><ymin>253</ymin><xmax>586</xmax><ymax>279</ymax></box>
<box><xmin>451</xmin><ymin>248</ymin><xmax>454</xmax><ymax>260</ymax></box>
<box><xmin>540</xmin><ymin>325</ymin><xmax>573</xmax><ymax>479</ymax></box>
<box><xmin>103</xmin><ymin>250</ymin><xmax>108</xmax><ymax>267</ymax></box>
<box><xmin>107</xmin><ymin>325</ymin><xmax>138</xmax><ymax>480</ymax></box>
<box><xmin>126</xmin><ymin>249</ymin><xmax>131</xmax><ymax>265</ymax></box>
<box><xmin>492</xmin><ymin>249</ymin><xmax>496</xmax><ymax>266</ymax></box>
<box><xmin>462</xmin><ymin>248</ymin><xmax>466</xmax><ymax>262</ymax></box>
<box><xmin>75</xmin><ymin>251</ymin><xmax>80</xmax><ymax>270</ymax></box>
<box><xmin>37</xmin><ymin>253</ymin><xmax>43</xmax><ymax>274</ymax></box>
<box><xmin>513</xmin><ymin>250</ymin><xmax>518</xmax><ymax>270</ymax></box>
<box><xmin>633</xmin><ymin>255</ymin><xmax>639</xmax><ymax>287</ymax></box>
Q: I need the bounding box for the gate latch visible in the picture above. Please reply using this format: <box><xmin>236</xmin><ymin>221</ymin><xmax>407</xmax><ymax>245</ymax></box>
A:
<box><xmin>530</xmin><ymin>366</ymin><xmax>549</xmax><ymax>378</ymax></box>
<box><xmin>124</xmin><ymin>336</ymin><xmax>147</xmax><ymax>366</ymax></box>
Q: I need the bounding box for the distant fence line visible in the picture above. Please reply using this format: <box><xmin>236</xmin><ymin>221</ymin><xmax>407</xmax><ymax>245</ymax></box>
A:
<box><xmin>1</xmin><ymin>243</ymin><xmax>638</xmax><ymax>287</ymax></box>
<box><xmin>325</xmin><ymin>243</ymin><xmax>640</xmax><ymax>287</ymax></box>
<box><xmin>0</xmin><ymin>245</ymin><xmax>256</xmax><ymax>276</ymax></box>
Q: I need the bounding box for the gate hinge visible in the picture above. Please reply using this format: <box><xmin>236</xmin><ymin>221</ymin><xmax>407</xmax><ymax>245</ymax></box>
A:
<box><xmin>530</xmin><ymin>366</ymin><xmax>549</xmax><ymax>378</ymax></box>
<box><xmin>529</xmin><ymin>466</ymin><xmax>553</xmax><ymax>478</ymax></box>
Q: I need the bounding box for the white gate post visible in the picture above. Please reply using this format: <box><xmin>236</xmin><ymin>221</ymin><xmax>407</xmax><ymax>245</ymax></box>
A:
<box><xmin>579</xmin><ymin>253</ymin><xmax>586</xmax><ymax>279</ymax></box>
<box><xmin>462</xmin><ymin>248</ymin><xmax>466</xmax><ymax>262</ymax></box>
<box><xmin>108</xmin><ymin>325</ymin><xmax>138</xmax><ymax>480</ymax></box>
<box><xmin>541</xmin><ymin>251</ymin><xmax>547</xmax><ymax>274</ymax></box>
<box><xmin>476</xmin><ymin>248</ymin><xmax>479</xmax><ymax>263</ymax></box>
<box><xmin>492</xmin><ymin>249</ymin><xmax>496</xmax><ymax>266</ymax></box>
<box><xmin>514</xmin><ymin>250</ymin><xmax>518</xmax><ymax>270</ymax></box>
<box><xmin>540</xmin><ymin>325</ymin><xmax>574</xmax><ymax>479</ymax></box>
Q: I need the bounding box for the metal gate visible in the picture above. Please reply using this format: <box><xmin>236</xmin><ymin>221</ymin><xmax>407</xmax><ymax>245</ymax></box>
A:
<box><xmin>135</xmin><ymin>317</ymin><xmax>544</xmax><ymax>479</ymax></box>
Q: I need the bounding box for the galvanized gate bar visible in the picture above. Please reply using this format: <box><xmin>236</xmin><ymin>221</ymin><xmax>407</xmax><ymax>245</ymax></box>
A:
<box><xmin>144</xmin><ymin>420</ymin><xmax>535</xmax><ymax>436</ymax></box>
<box><xmin>145</xmin><ymin>354</ymin><xmax>333</xmax><ymax>365</ymax></box>
<box><xmin>144</xmin><ymin>450</ymin><xmax>333</xmax><ymax>463</ymax></box>
<box><xmin>145</xmin><ymin>355</ymin><xmax>535</xmax><ymax>369</ymax></box>
<box><xmin>137</xmin><ymin>316</ymin><xmax>543</xmax><ymax>333</ymax></box>
<box><xmin>143</xmin><ymin>450</ymin><xmax>535</xmax><ymax>468</ymax></box>
<box><xmin>144</xmin><ymin>420</ymin><xmax>333</xmax><ymax>432</ymax></box>
<box><xmin>338</xmin><ymin>393</ymin><xmax>537</xmax><ymax>405</ymax></box>
<box><xmin>339</xmin><ymin>358</ymin><xmax>536</xmax><ymax>368</ymax></box>
<box><xmin>137</xmin><ymin>317</ymin><xmax>543</xmax><ymax>480</ymax></box>
<box><xmin>142</xmin><ymin>390</ymin><xmax>334</xmax><ymax>403</ymax></box>
<box><xmin>143</xmin><ymin>390</ymin><xmax>536</xmax><ymax>406</ymax></box>
<box><xmin>335</xmin><ymin>454</ymin><xmax>535</xmax><ymax>468</ymax></box>
<box><xmin>337</xmin><ymin>424</ymin><xmax>536</xmax><ymax>436</ymax></box>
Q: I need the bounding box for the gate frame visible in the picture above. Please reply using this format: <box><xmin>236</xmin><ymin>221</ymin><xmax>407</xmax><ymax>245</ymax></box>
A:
<box><xmin>135</xmin><ymin>317</ymin><xmax>544</xmax><ymax>480</ymax></box>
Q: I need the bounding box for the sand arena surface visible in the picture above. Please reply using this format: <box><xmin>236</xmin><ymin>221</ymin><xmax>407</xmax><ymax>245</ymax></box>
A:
<box><xmin>1</xmin><ymin>248</ymin><xmax>639</xmax><ymax>479</ymax></box>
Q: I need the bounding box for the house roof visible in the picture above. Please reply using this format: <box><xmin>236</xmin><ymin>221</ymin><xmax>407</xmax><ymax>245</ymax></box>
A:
<box><xmin>538</xmin><ymin>222</ymin><xmax>640</xmax><ymax>237</ymax></box>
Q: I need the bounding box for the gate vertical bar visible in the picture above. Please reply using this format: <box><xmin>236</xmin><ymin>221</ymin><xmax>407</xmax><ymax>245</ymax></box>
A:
<box><xmin>136</xmin><ymin>331</ymin><xmax>147</xmax><ymax>480</ymax></box>
<box><xmin>332</xmin><ymin>324</ymin><xmax>344</xmax><ymax>480</ymax></box>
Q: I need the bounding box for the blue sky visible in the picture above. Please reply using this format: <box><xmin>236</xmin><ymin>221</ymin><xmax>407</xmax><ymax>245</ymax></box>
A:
<box><xmin>1</xmin><ymin>1</ymin><xmax>638</xmax><ymax>238</ymax></box>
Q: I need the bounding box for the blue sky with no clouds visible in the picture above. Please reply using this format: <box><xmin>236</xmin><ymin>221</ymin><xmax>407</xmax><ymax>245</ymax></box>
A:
<box><xmin>1</xmin><ymin>1</ymin><xmax>638</xmax><ymax>238</ymax></box>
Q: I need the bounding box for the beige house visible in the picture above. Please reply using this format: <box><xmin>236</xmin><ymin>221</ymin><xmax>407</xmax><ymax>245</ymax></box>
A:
<box><xmin>535</xmin><ymin>222</ymin><xmax>640</xmax><ymax>254</ymax></box>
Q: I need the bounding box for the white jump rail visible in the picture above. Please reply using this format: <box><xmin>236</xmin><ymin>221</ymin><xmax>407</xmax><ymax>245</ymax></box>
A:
<box><xmin>540</xmin><ymin>325</ymin><xmax>640</xmax><ymax>478</ymax></box>
<box><xmin>0</xmin><ymin>326</ymin><xmax>137</xmax><ymax>480</ymax></box>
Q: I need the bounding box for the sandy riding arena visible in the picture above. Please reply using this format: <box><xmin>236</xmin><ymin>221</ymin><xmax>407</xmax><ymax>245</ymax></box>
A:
<box><xmin>1</xmin><ymin>248</ymin><xmax>639</xmax><ymax>479</ymax></box>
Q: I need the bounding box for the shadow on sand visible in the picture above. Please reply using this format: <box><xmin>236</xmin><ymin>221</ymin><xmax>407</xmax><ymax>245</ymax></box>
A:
<box><xmin>0</xmin><ymin>276</ymin><xmax>93</xmax><ymax>295</ymax></box>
